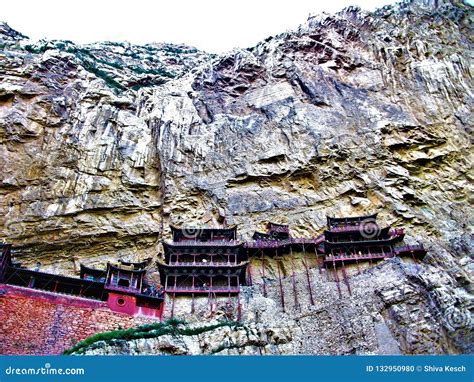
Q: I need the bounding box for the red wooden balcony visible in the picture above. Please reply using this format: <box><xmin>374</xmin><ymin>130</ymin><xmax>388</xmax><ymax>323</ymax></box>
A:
<box><xmin>165</xmin><ymin>286</ymin><xmax>240</xmax><ymax>294</ymax></box>
<box><xmin>394</xmin><ymin>245</ymin><xmax>426</xmax><ymax>258</ymax></box>
<box><xmin>244</xmin><ymin>236</ymin><xmax>324</xmax><ymax>249</ymax></box>
<box><xmin>328</xmin><ymin>224</ymin><xmax>364</xmax><ymax>233</ymax></box>
<box><xmin>165</xmin><ymin>240</ymin><xmax>242</xmax><ymax>247</ymax></box>
<box><xmin>324</xmin><ymin>251</ymin><xmax>394</xmax><ymax>264</ymax></box>
<box><xmin>167</xmin><ymin>261</ymin><xmax>239</xmax><ymax>267</ymax></box>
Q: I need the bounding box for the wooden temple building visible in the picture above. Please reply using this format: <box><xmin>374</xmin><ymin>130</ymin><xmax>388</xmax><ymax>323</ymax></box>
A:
<box><xmin>0</xmin><ymin>245</ymin><xmax>164</xmax><ymax>318</ymax></box>
<box><xmin>321</xmin><ymin>213</ymin><xmax>427</xmax><ymax>297</ymax></box>
<box><xmin>1</xmin><ymin>213</ymin><xmax>428</xmax><ymax>319</ymax></box>
<box><xmin>157</xmin><ymin>226</ymin><xmax>248</xmax><ymax>317</ymax></box>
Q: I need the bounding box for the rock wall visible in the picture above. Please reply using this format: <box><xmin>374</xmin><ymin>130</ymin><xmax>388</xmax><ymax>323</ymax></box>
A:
<box><xmin>0</xmin><ymin>284</ymin><xmax>157</xmax><ymax>355</ymax></box>
<box><xmin>0</xmin><ymin>0</ymin><xmax>472</xmax><ymax>354</ymax></box>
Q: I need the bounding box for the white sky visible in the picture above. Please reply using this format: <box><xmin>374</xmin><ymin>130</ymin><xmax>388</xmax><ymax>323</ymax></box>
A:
<box><xmin>2</xmin><ymin>0</ymin><xmax>396</xmax><ymax>53</ymax></box>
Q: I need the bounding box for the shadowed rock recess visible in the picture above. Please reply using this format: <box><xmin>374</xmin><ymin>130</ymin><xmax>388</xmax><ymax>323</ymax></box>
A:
<box><xmin>0</xmin><ymin>0</ymin><xmax>472</xmax><ymax>355</ymax></box>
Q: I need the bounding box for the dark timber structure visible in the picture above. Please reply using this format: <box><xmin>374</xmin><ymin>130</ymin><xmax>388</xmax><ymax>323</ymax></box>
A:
<box><xmin>1</xmin><ymin>213</ymin><xmax>427</xmax><ymax>318</ymax></box>
<box><xmin>157</xmin><ymin>226</ymin><xmax>248</xmax><ymax>317</ymax></box>
<box><xmin>320</xmin><ymin>213</ymin><xmax>427</xmax><ymax>297</ymax></box>
<box><xmin>0</xmin><ymin>246</ymin><xmax>164</xmax><ymax>318</ymax></box>
<box><xmin>245</xmin><ymin>222</ymin><xmax>325</xmax><ymax>309</ymax></box>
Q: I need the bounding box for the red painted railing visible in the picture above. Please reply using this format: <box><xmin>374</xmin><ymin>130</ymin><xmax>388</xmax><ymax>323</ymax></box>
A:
<box><xmin>394</xmin><ymin>244</ymin><xmax>425</xmax><ymax>254</ymax></box>
<box><xmin>328</xmin><ymin>226</ymin><xmax>404</xmax><ymax>238</ymax></box>
<box><xmin>167</xmin><ymin>261</ymin><xmax>239</xmax><ymax>267</ymax></box>
<box><xmin>165</xmin><ymin>240</ymin><xmax>242</xmax><ymax>247</ymax></box>
<box><xmin>244</xmin><ymin>235</ymin><xmax>324</xmax><ymax>249</ymax></box>
<box><xmin>324</xmin><ymin>252</ymin><xmax>393</xmax><ymax>263</ymax></box>
<box><xmin>165</xmin><ymin>286</ymin><xmax>240</xmax><ymax>293</ymax></box>
<box><xmin>328</xmin><ymin>224</ymin><xmax>364</xmax><ymax>232</ymax></box>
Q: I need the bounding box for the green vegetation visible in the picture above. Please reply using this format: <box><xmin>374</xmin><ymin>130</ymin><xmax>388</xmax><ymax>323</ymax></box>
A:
<box><xmin>22</xmin><ymin>43</ymin><xmax>175</xmax><ymax>92</ymax></box>
<box><xmin>63</xmin><ymin>318</ymin><xmax>242</xmax><ymax>355</ymax></box>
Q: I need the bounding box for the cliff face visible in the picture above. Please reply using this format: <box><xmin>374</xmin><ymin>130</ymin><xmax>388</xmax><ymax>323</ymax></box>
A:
<box><xmin>0</xmin><ymin>0</ymin><xmax>472</xmax><ymax>354</ymax></box>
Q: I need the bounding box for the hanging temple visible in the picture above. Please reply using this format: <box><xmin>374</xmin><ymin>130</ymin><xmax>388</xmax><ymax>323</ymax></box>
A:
<box><xmin>0</xmin><ymin>213</ymin><xmax>427</xmax><ymax>320</ymax></box>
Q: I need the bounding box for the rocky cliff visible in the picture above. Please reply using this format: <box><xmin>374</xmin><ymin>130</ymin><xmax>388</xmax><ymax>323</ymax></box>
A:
<box><xmin>1</xmin><ymin>0</ymin><xmax>472</xmax><ymax>354</ymax></box>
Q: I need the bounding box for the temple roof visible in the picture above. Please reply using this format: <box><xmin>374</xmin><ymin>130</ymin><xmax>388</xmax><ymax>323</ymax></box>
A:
<box><xmin>80</xmin><ymin>264</ymin><xmax>106</xmax><ymax>279</ymax></box>
<box><xmin>327</xmin><ymin>213</ymin><xmax>378</xmax><ymax>226</ymax></box>
<box><xmin>119</xmin><ymin>259</ymin><xmax>150</xmax><ymax>270</ymax></box>
<box><xmin>170</xmin><ymin>225</ymin><xmax>237</xmax><ymax>234</ymax></box>
<box><xmin>107</xmin><ymin>263</ymin><xmax>147</xmax><ymax>274</ymax></box>
<box><xmin>170</xmin><ymin>225</ymin><xmax>238</xmax><ymax>242</ymax></box>
<box><xmin>324</xmin><ymin>226</ymin><xmax>391</xmax><ymax>240</ymax></box>
<box><xmin>252</xmin><ymin>231</ymin><xmax>272</xmax><ymax>240</ymax></box>
<box><xmin>267</xmin><ymin>222</ymin><xmax>288</xmax><ymax>228</ymax></box>
<box><xmin>324</xmin><ymin>235</ymin><xmax>403</xmax><ymax>249</ymax></box>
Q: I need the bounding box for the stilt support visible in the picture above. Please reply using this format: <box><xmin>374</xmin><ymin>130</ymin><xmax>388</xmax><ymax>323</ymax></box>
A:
<box><xmin>276</xmin><ymin>256</ymin><xmax>285</xmax><ymax>312</ymax></box>
<box><xmin>237</xmin><ymin>293</ymin><xmax>242</xmax><ymax>321</ymax></box>
<box><xmin>315</xmin><ymin>248</ymin><xmax>322</xmax><ymax>275</ymax></box>
<box><xmin>261</xmin><ymin>251</ymin><xmax>267</xmax><ymax>297</ymax></box>
<box><xmin>290</xmin><ymin>247</ymin><xmax>299</xmax><ymax>310</ymax></box>
<box><xmin>303</xmin><ymin>258</ymin><xmax>314</xmax><ymax>305</ymax></box>
<box><xmin>341</xmin><ymin>261</ymin><xmax>352</xmax><ymax>296</ymax></box>
<box><xmin>332</xmin><ymin>261</ymin><xmax>342</xmax><ymax>298</ymax></box>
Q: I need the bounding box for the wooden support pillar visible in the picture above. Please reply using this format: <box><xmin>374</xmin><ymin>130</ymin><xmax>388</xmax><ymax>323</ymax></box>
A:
<box><xmin>332</xmin><ymin>261</ymin><xmax>342</xmax><ymax>298</ymax></box>
<box><xmin>341</xmin><ymin>261</ymin><xmax>352</xmax><ymax>296</ymax></box>
<box><xmin>237</xmin><ymin>292</ymin><xmax>242</xmax><ymax>322</ymax></box>
<box><xmin>191</xmin><ymin>293</ymin><xmax>195</xmax><ymax>314</ymax></box>
<box><xmin>303</xmin><ymin>258</ymin><xmax>314</xmax><ymax>306</ymax></box>
<box><xmin>290</xmin><ymin>247</ymin><xmax>299</xmax><ymax>310</ymax></box>
<box><xmin>315</xmin><ymin>247</ymin><xmax>322</xmax><ymax>275</ymax></box>
<box><xmin>302</xmin><ymin>244</ymin><xmax>314</xmax><ymax>305</ymax></box>
<box><xmin>209</xmin><ymin>276</ymin><xmax>214</xmax><ymax>315</ymax></box>
<box><xmin>276</xmin><ymin>252</ymin><xmax>285</xmax><ymax>312</ymax></box>
<box><xmin>411</xmin><ymin>251</ymin><xmax>420</xmax><ymax>273</ymax></box>
<box><xmin>355</xmin><ymin>252</ymin><xmax>361</xmax><ymax>275</ymax></box>
<box><xmin>171</xmin><ymin>276</ymin><xmax>177</xmax><ymax>318</ymax></box>
<box><xmin>261</xmin><ymin>251</ymin><xmax>267</xmax><ymax>297</ymax></box>
<box><xmin>247</xmin><ymin>262</ymin><xmax>253</xmax><ymax>286</ymax></box>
